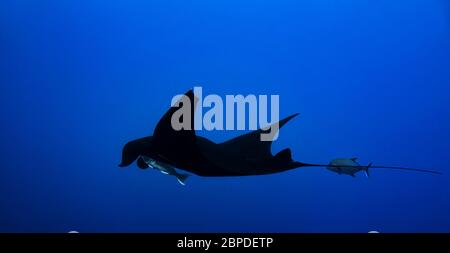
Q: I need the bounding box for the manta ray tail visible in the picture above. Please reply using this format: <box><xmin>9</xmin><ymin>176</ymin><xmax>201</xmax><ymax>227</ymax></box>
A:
<box><xmin>367</xmin><ymin>165</ymin><xmax>442</xmax><ymax>175</ymax></box>
<box><xmin>296</xmin><ymin>162</ymin><xmax>442</xmax><ymax>175</ymax></box>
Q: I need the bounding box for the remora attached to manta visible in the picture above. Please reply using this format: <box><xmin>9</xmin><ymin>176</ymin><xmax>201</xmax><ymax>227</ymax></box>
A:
<box><xmin>140</xmin><ymin>155</ymin><xmax>190</xmax><ymax>185</ymax></box>
<box><xmin>119</xmin><ymin>90</ymin><xmax>441</xmax><ymax>183</ymax></box>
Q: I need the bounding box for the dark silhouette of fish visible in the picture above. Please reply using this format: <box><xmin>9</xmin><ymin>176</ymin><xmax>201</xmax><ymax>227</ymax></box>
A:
<box><xmin>119</xmin><ymin>90</ymin><xmax>306</xmax><ymax>177</ymax></box>
<box><xmin>119</xmin><ymin>90</ymin><xmax>441</xmax><ymax>182</ymax></box>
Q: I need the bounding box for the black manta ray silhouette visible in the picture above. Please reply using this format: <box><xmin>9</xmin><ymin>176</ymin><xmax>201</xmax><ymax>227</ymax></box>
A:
<box><xmin>119</xmin><ymin>90</ymin><xmax>441</xmax><ymax>183</ymax></box>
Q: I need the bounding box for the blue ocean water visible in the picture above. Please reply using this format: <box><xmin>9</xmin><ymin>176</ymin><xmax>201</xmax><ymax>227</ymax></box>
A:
<box><xmin>1</xmin><ymin>0</ymin><xmax>449</xmax><ymax>232</ymax></box>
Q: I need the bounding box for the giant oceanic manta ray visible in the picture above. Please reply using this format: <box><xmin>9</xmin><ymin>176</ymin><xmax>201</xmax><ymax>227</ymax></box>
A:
<box><xmin>119</xmin><ymin>90</ymin><xmax>441</xmax><ymax>182</ymax></box>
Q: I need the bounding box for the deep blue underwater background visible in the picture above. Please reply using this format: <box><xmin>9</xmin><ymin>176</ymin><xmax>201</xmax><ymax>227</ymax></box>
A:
<box><xmin>1</xmin><ymin>0</ymin><xmax>450</xmax><ymax>232</ymax></box>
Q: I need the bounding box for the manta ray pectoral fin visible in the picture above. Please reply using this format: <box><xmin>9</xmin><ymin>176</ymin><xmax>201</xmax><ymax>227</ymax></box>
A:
<box><xmin>151</xmin><ymin>89</ymin><xmax>199</xmax><ymax>161</ymax></box>
<box><xmin>218</xmin><ymin>113</ymin><xmax>300</xmax><ymax>159</ymax></box>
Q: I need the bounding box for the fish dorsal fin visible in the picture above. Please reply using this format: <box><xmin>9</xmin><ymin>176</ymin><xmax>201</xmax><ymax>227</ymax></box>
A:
<box><xmin>219</xmin><ymin>113</ymin><xmax>299</xmax><ymax>159</ymax></box>
<box><xmin>351</xmin><ymin>157</ymin><xmax>358</xmax><ymax>161</ymax></box>
<box><xmin>152</xmin><ymin>90</ymin><xmax>199</xmax><ymax>161</ymax></box>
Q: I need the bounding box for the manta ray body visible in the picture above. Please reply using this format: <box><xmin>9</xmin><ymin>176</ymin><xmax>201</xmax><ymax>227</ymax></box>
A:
<box><xmin>119</xmin><ymin>90</ymin><xmax>307</xmax><ymax>177</ymax></box>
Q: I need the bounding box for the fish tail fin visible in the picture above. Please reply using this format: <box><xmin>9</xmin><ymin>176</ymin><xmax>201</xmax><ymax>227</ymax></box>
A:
<box><xmin>176</xmin><ymin>173</ymin><xmax>190</xmax><ymax>186</ymax></box>
<box><xmin>365</xmin><ymin>163</ymin><xmax>372</xmax><ymax>178</ymax></box>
